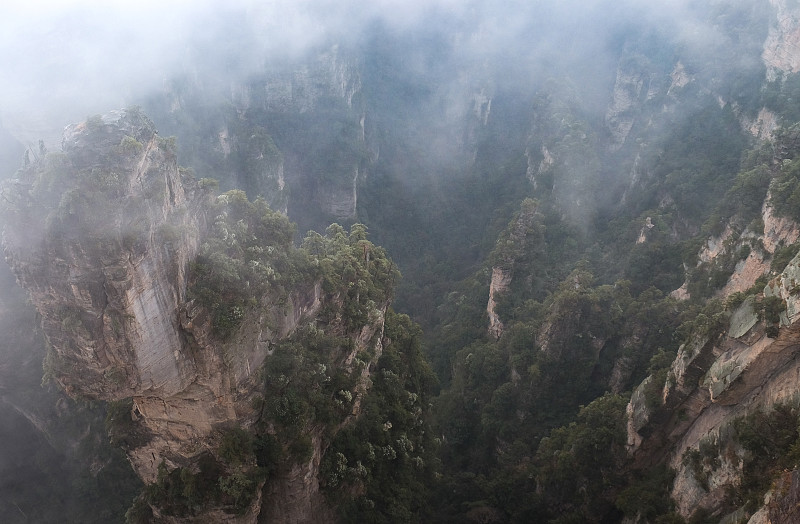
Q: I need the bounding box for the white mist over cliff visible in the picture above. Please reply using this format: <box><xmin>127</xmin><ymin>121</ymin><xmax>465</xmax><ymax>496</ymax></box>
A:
<box><xmin>0</xmin><ymin>0</ymin><xmax>733</xmax><ymax>149</ymax></box>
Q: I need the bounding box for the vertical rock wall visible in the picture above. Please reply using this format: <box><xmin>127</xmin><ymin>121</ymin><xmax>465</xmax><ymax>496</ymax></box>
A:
<box><xmin>1</xmin><ymin>110</ymin><xmax>388</xmax><ymax>522</ymax></box>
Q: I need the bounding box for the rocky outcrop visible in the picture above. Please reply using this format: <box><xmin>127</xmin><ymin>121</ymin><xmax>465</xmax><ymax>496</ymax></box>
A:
<box><xmin>720</xmin><ymin>250</ymin><xmax>770</xmax><ymax>298</ymax></box>
<box><xmin>667</xmin><ymin>61</ymin><xmax>691</xmax><ymax>95</ymax></box>
<box><xmin>525</xmin><ymin>145</ymin><xmax>553</xmax><ymax>187</ymax></box>
<box><xmin>626</xmin><ymin>145</ymin><xmax>800</xmax><ymax>518</ymax></box>
<box><xmin>487</xmin><ymin>199</ymin><xmax>541</xmax><ymax>338</ymax></box>
<box><xmin>1</xmin><ymin>110</ymin><xmax>388</xmax><ymax>522</ymax></box>
<box><xmin>763</xmin><ymin>199</ymin><xmax>800</xmax><ymax>253</ymax></box>
<box><xmin>0</xmin><ymin>254</ymin><xmax>141</xmax><ymax>521</ymax></box>
<box><xmin>719</xmin><ymin>197</ymin><xmax>800</xmax><ymax>298</ymax></box>
<box><xmin>2</xmin><ymin>109</ymin><xmax>204</xmax><ymax>401</ymax></box>
<box><xmin>745</xmin><ymin>108</ymin><xmax>779</xmax><ymax>140</ymax></box>
<box><xmin>636</xmin><ymin>216</ymin><xmax>655</xmax><ymax>244</ymax></box>
<box><xmin>261</xmin><ymin>45</ymin><xmax>362</xmax><ymax>114</ymax></box>
<box><xmin>671</xmin><ymin>191</ymin><xmax>800</xmax><ymax>301</ymax></box>
<box><xmin>763</xmin><ymin>0</ymin><xmax>800</xmax><ymax>78</ymax></box>
<box><xmin>754</xmin><ymin>470</ymin><xmax>800</xmax><ymax>523</ymax></box>
<box><xmin>627</xmin><ymin>246</ymin><xmax>800</xmax><ymax>520</ymax></box>
<box><xmin>487</xmin><ymin>267</ymin><xmax>512</xmax><ymax>339</ymax></box>
<box><xmin>606</xmin><ymin>64</ymin><xmax>649</xmax><ymax>149</ymax></box>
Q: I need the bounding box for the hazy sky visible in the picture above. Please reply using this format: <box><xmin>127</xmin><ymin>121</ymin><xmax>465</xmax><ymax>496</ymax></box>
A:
<box><xmin>0</xmin><ymin>0</ymin><xmax>722</xmax><ymax>147</ymax></box>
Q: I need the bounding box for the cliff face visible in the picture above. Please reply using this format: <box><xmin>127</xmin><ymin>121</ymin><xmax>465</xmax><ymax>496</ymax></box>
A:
<box><xmin>146</xmin><ymin>45</ymin><xmax>366</xmax><ymax>232</ymax></box>
<box><xmin>486</xmin><ymin>267</ymin><xmax>512</xmax><ymax>339</ymax></box>
<box><xmin>486</xmin><ymin>199</ymin><xmax>542</xmax><ymax>339</ymax></box>
<box><xmin>243</xmin><ymin>44</ymin><xmax>365</xmax><ymax>223</ymax></box>
<box><xmin>259</xmin><ymin>45</ymin><xmax>362</xmax><ymax>114</ymax></box>
<box><xmin>0</xmin><ymin>254</ymin><xmax>142</xmax><ymax>522</ymax></box>
<box><xmin>764</xmin><ymin>0</ymin><xmax>800</xmax><ymax>78</ymax></box>
<box><xmin>2</xmin><ymin>109</ymin><xmax>204</xmax><ymax>402</ymax></box>
<box><xmin>1</xmin><ymin>110</ymin><xmax>392</xmax><ymax>522</ymax></box>
<box><xmin>605</xmin><ymin>60</ymin><xmax>652</xmax><ymax>150</ymax></box>
<box><xmin>625</xmin><ymin>185</ymin><xmax>800</xmax><ymax>520</ymax></box>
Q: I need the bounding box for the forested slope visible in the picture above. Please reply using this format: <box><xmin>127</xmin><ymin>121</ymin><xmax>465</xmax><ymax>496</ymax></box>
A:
<box><xmin>6</xmin><ymin>1</ymin><xmax>800</xmax><ymax>523</ymax></box>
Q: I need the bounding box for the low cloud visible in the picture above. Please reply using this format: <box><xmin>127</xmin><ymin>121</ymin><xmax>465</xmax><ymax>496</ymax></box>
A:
<box><xmin>0</xmin><ymin>0</ymin><xmax>746</xmax><ymax>147</ymax></box>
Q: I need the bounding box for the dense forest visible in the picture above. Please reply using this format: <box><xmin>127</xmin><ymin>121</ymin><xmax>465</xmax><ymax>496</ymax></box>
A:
<box><xmin>5</xmin><ymin>0</ymin><xmax>800</xmax><ymax>523</ymax></box>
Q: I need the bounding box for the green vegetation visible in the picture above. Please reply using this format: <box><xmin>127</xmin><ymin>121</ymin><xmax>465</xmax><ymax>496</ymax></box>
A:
<box><xmin>730</xmin><ymin>405</ymin><xmax>800</xmax><ymax>512</ymax></box>
<box><xmin>188</xmin><ymin>188</ymin><xmax>398</xmax><ymax>339</ymax></box>
<box><xmin>185</xmin><ymin>189</ymin><xmax>410</xmax><ymax>516</ymax></box>
<box><xmin>129</xmin><ymin>452</ymin><xmax>264</xmax><ymax>520</ymax></box>
<box><xmin>616</xmin><ymin>465</ymin><xmax>682</xmax><ymax>523</ymax></box>
<box><xmin>681</xmin><ymin>437</ymin><xmax>721</xmax><ymax>492</ymax></box>
<box><xmin>643</xmin><ymin>348</ymin><xmax>677</xmax><ymax>410</ymax></box>
<box><xmin>763</xmin><ymin>73</ymin><xmax>800</xmax><ymax>123</ymax></box>
<box><xmin>303</xmin><ymin>222</ymin><xmax>399</xmax><ymax>329</ymax></box>
<box><xmin>258</xmin><ymin>324</ymin><xmax>361</xmax><ymax>448</ymax></box>
<box><xmin>771</xmin><ymin>242</ymin><xmax>800</xmax><ymax>274</ymax></box>
<box><xmin>528</xmin><ymin>394</ymin><xmax>630</xmax><ymax>521</ymax></box>
<box><xmin>427</xmin><ymin>394</ymin><xmax>631</xmax><ymax>522</ymax></box>
<box><xmin>321</xmin><ymin>310</ymin><xmax>438</xmax><ymax>522</ymax></box>
<box><xmin>128</xmin><ymin>426</ymin><xmax>279</xmax><ymax>521</ymax></box>
<box><xmin>117</xmin><ymin>135</ymin><xmax>144</xmax><ymax>157</ymax></box>
<box><xmin>188</xmin><ymin>189</ymin><xmax>304</xmax><ymax>338</ymax></box>
<box><xmin>137</xmin><ymin>48</ymin><xmax>775</xmax><ymax>524</ymax></box>
<box><xmin>760</xmin><ymin>295</ymin><xmax>786</xmax><ymax>337</ymax></box>
<box><xmin>9</xmin><ymin>2</ymin><xmax>800</xmax><ymax>521</ymax></box>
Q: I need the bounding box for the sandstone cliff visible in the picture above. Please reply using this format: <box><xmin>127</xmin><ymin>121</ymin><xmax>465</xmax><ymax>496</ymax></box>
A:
<box><xmin>2</xmin><ymin>109</ymin><xmax>204</xmax><ymax>402</ymax></box>
<box><xmin>764</xmin><ymin>0</ymin><xmax>800</xmax><ymax>78</ymax></box>
<box><xmin>147</xmin><ymin>44</ymin><xmax>366</xmax><ymax>231</ymax></box>
<box><xmin>486</xmin><ymin>199</ymin><xmax>542</xmax><ymax>339</ymax></box>
<box><xmin>0</xmin><ymin>110</ymin><xmax>397</xmax><ymax>522</ymax></box>
<box><xmin>626</xmin><ymin>180</ymin><xmax>800</xmax><ymax>521</ymax></box>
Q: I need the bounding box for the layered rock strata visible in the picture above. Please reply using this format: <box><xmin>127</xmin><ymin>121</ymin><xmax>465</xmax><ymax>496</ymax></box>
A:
<box><xmin>627</xmin><ymin>221</ymin><xmax>800</xmax><ymax>519</ymax></box>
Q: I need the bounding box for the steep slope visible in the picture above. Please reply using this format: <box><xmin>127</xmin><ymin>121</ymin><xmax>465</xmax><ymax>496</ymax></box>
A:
<box><xmin>0</xmin><ymin>258</ymin><xmax>141</xmax><ymax>523</ymax></box>
<box><xmin>617</xmin><ymin>3</ymin><xmax>800</xmax><ymax>518</ymax></box>
<box><xmin>8</xmin><ymin>1</ymin><xmax>800</xmax><ymax>522</ymax></box>
<box><xmin>0</xmin><ymin>110</ymin><xmax>429</xmax><ymax>522</ymax></box>
<box><xmin>143</xmin><ymin>43</ymin><xmax>367</xmax><ymax>235</ymax></box>
<box><xmin>2</xmin><ymin>110</ymin><xmax>207</xmax><ymax>403</ymax></box>
<box><xmin>415</xmin><ymin>2</ymin><xmax>800</xmax><ymax>522</ymax></box>
<box><xmin>623</xmin><ymin>136</ymin><xmax>800</xmax><ymax>521</ymax></box>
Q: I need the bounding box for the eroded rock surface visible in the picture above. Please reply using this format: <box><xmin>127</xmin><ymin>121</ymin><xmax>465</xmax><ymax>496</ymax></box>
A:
<box><xmin>1</xmin><ymin>110</ymin><xmax>387</xmax><ymax>523</ymax></box>
<box><xmin>764</xmin><ymin>0</ymin><xmax>800</xmax><ymax>78</ymax></box>
<box><xmin>487</xmin><ymin>267</ymin><xmax>512</xmax><ymax>339</ymax></box>
<box><xmin>3</xmin><ymin>109</ymin><xmax>205</xmax><ymax>401</ymax></box>
<box><xmin>627</xmin><ymin>247</ymin><xmax>800</xmax><ymax>520</ymax></box>
<box><xmin>486</xmin><ymin>199</ymin><xmax>541</xmax><ymax>339</ymax></box>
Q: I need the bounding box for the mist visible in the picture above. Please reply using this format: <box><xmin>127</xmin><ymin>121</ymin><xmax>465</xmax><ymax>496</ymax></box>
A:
<box><xmin>0</xmin><ymin>0</ymin><xmax>784</xmax><ymax>521</ymax></box>
<box><xmin>0</xmin><ymin>0</ymin><xmax>725</xmax><ymax>149</ymax></box>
